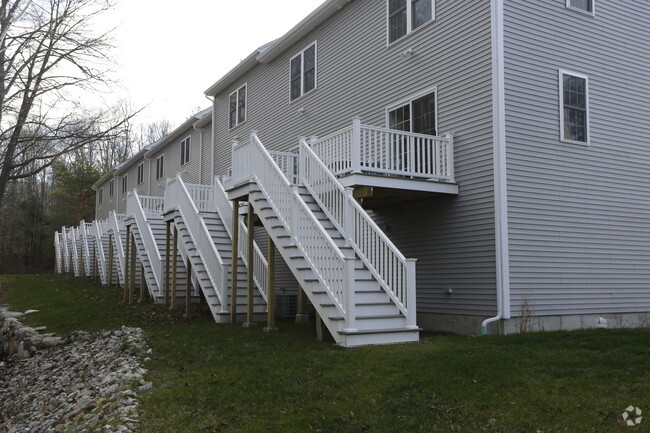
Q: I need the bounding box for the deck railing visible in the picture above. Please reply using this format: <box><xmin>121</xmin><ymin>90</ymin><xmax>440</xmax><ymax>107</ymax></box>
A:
<box><xmin>165</xmin><ymin>174</ymin><xmax>229</xmax><ymax>312</ymax></box>
<box><xmin>54</xmin><ymin>232</ymin><xmax>63</xmax><ymax>273</ymax></box>
<box><xmin>61</xmin><ymin>226</ymin><xmax>70</xmax><ymax>273</ymax></box>
<box><xmin>270</xmin><ymin>151</ymin><xmax>299</xmax><ymax>185</ymax></box>
<box><xmin>234</xmin><ymin>132</ymin><xmax>354</xmax><ymax>325</ymax></box>
<box><xmin>310</xmin><ymin>118</ymin><xmax>454</xmax><ymax>182</ymax></box>
<box><xmin>138</xmin><ymin>195</ymin><xmax>165</xmax><ymax>219</ymax></box>
<box><xmin>92</xmin><ymin>220</ymin><xmax>108</xmax><ymax>284</ymax></box>
<box><xmin>300</xmin><ymin>138</ymin><xmax>417</xmax><ymax>327</ymax></box>
<box><xmin>186</xmin><ymin>183</ymin><xmax>215</xmax><ymax>212</ymax></box>
<box><xmin>108</xmin><ymin>211</ymin><xmax>126</xmax><ymax>285</ymax></box>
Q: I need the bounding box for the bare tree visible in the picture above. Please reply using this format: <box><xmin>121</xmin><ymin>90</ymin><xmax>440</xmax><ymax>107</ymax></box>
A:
<box><xmin>136</xmin><ymin>119</ymin><xmax>172</xmax><ymax>151</ymax></box>
<box><xmin>0</xmin><ymin>0</ymin><xmax>134</xmax><ymax>209</ymax></box>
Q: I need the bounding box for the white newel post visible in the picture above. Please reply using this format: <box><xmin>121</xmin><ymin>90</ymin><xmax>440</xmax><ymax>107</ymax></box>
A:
<box><xmin>405</xmin><ymin>258</ymin><xmax>418</xmax><ymax>329</ymax></box>
<box><xmin>291</xmin><ymin>185</ymin><xmax>300</xmax><ymax>241</ymax></box>
<box><xmin>351</xmin><ymin>117</ymin><xmax>362</xmax><ymax>174</ymax></box>
<box><xmin>343</xmin><ymin>256</ymin><xmax>357</xmax><ymax>332</ymax></box>
<box><xmin>343</xmin><ymin>187</ymin><xmax>355</xmax><ymax>246</ymax></box>
<box><xmin>446</xmin><ymin>132</ymin><xmax>454</xmax><ymax>182</ymax></box>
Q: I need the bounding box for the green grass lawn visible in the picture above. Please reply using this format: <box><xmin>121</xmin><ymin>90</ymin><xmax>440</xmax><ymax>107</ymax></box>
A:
<box><xmin>1</xmin><ymin>274</ymin><xmax>649</xmax><ymax>432</ymax></box>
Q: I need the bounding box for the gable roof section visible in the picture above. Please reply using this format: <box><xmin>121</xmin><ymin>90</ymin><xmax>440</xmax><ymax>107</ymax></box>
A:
<box><xmin>204</xmin><ymin>0</ymin><xmax>352</xmax><ymax>97</ymax></box>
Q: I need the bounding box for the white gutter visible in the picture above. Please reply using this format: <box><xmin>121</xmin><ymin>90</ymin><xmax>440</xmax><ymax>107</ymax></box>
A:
<box><xmin>482</xmin><ymin>0</ymin><xmax>511</xmax><ymax>335</ymax></box>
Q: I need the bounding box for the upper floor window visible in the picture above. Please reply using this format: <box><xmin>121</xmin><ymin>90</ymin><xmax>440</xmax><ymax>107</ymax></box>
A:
<box><xmin>388</xmin><ymin>89</ymin><xmax>437</xmax><ymax>135</ymax></box>
<box><xmin>388</xmin><ymin>0</ymin><xmax>435</xmax><ymax>43</ymax></box>
<box><xmin>98</xmin><ymin>188</ymin><xmax>103</xmax><ymax>204</ymax></box>
<box><xmin>180</xmin><ymin>136</ymin><xmax>191</xmax><ymax>166</ymax></box>
<box><xmin>229</xmin><ymin>84</ymin><xmax>246</xmax><ymax>129</ymax></box>
<box><xmin>137</xmin><ymin>163</ymin><xmax>144</xmax><ymax>185</ymax></box>
<box><xmin>121</xmin><ymin>174</ymin><xmax>128</xmax><ymax>195</ymax></box>
<box><xmin>156</xmin><ymin>155</ymin><xmax>164</xmax><ymax>180</ymax></box>
<box><xmin>290</xmin><ymin>42</ymin><xmax>316</xmax><ymax>101</ymax></box>
<box><xmin>559</xmin><ymin>70</ymin><xmax>589</xmax><ymax>144</ymax></box>
<box><xmin>109</xmin><ymin>179</ymin><xmax>114</xmax><ymax>197</ymax></box>
<box><xmin>566</xmin><ymin>0</ymin><xmax>594</xmax><ymax>14</ymax></box>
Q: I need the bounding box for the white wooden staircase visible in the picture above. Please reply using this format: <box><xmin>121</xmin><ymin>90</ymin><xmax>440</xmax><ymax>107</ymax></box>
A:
<box><xmin>163</xmin><ymin>175</ymin><xmax>268</xmax><ymax>322</ymax></box>
<box><xmin>227</xmin><ymin>132</ymin><xmax>419</xmax><ymax>347</ymax></box>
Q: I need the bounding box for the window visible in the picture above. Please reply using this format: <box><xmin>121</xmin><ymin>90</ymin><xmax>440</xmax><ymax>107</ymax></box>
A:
<box><xmin>560</xmin><ymin>70</ymin><xmax>589</xmax><ymax>144</ymax></box>
<box><xmin>109</xmin><ymin>179</ymin><xmax>114</xmax><ymax>197</ymax></box>
<box><xmin>229</xmin><ymin>84</ymin><xmax>246</xmax><ymax>129</ymax></box>
<box><xmin>566</xmin><ymin>0</ymin><xmax>594</xmax><ymax>14</ymax></box>
<box><xmin>121</xmin><ymin>174</ymin><xmax>128</xmax><ymax>195</ymax></box>
<box><xmin>156</xmin><ymin>155</ymin><xmax>164</xmax><ymax>180</ymax></box>
<box><xmin>180</xmin><ymin>136</ymin><xmax>191</xmax><ymax>166</ymax></box>
<box><xmin>388</xmin><ymin>90</ymin><xmax>437</xmax><ymax>135</ymax></box>
<box><xmin>388</xmin><ymin>0</ymin><xmax>435</xmax><ymax>43</ymax></box>
<box><xmin>137</xmin><ymin>163</ymin><xmax>144</xmax><ymax>185</ymax></box>
<box><xmin>98</xmin><ymin>188</ymin><xmax>103</xmax><ymax>204</ymax></box>
<box><xmin>290</xmin><ymin>42</ymin><xmax>316</xmax><ymax>101</ymax></box>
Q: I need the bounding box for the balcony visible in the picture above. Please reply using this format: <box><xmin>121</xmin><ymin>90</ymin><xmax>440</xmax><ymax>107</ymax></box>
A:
<box><xmin>226</xmin><ymin>119</ymin><xmax>458</xmax><ymax>206</ymax></box>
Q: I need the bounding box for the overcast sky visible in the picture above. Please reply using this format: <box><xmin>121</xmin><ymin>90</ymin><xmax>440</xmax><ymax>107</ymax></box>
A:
<box><xmin>105</xmin><ymin>0</ymin><xmax>325</xmax><ymax>128</ymax></box>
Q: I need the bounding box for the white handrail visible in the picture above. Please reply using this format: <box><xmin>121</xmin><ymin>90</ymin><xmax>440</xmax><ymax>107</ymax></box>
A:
<box><xmin>128</xmin><ymin>191</ymin><xmax>163</xmax><ymax>296</ymax></box>
<box><xmin>270</xmin><ymin>151</ymin><xmax>299</xmax><ymax>185</ymax></box>
<box><xmin>213</xmin><ymin>177</ymin><xmax>269</xmax><ymax>304</ymax></box>
<box><xmin>71</xmin><ymin>226</ymin><xmax>81</xmax><ymax>277</ymax></box>
<box><xmin>61</xmin><ymin>226</ymin><xmax>70</xmax><ymax>273</ymax></box>
<box><xmin>300</xmin><ymin>138</ymin><xmax>417</xmax><ymax>327</ymax></box>
<box><xmin>139</xmin><ymin>195</ymin><xmax>165</xmax><ymax>218</ymax></box>
<box><xmin>246</xmin><ymin>132</ymin><xmax>351</xmax><ymax>318</ymax></box>
<box><xmin>54</xmin><ymin>232</ymin><xmax>62</xmax><ymax>273</ymax></box>
<box><xmin>108</xmin><ymin>211</ymin><xmax>126</xmax><ymax>285</ymax></box>
<box><xmin>92</xmin><ymin>220</ymin><xmax>108</xmax><ymax>284</ymax></box>
<box><xmin>80</xmin><ymin>221</ymin><xmax>92</xmax><ymax>276</ymax></box>
<box><xmin>166</xmin><ymin>175</ymin><xmax>229</xmax><ymax>312</ymax></box>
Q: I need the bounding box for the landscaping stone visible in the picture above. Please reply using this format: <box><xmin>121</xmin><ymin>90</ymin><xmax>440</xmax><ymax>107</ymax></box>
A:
<box><xmin>0</xmin><ymin>312</ymin><xmax>151</xmax><ymax>433</ymax></box>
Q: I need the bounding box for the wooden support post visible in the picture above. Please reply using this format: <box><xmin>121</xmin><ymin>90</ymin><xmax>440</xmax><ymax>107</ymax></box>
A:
<box><xmin>164</xmin><ymin>221</ymin><xmax>171</xmax><ymax>307</ymax></box>
<box><xmin>264</xmin><ymin>235</ymin><xmax>277</xmax><ymax>333</ymax></box>
<box><xmin>124</xmin><ymin>225</ymin><xmax>130</xmax><ymax>302</ymax></box>
<box><xmin>139</xmin><ymin>263</ymin><xmax>146</xmax><ymax>302</ymax></box>
<box><xmin>171</xmin><ymin>225</ymin><xmax>179</xmax><ymax>310</ymax></box>
<box><xmin>129</xmin><ymin>232</ymin><xmax>136</xmax><ymax>304</ymax></box>
<box><xmin>315</xmin><ymin>311</ymin><xmax>324</xmax><ymax>342</ymax></box>
<box><xmin>93</xmin><ymin>243</ymin><xmax>98</xmax><ymax>284</ymax></box>
<box><xmin>296</xmin><ymin>287</ymin><xmax>310</xmax><ymax>324</ymax></box>
<box><xmin>243</xmin><ymin>202</ymin><xmax>256</xmax><ymax>328</ymax></box>
<box><xmin>184</xmin><ymin>259</ymin><xmax>192</xmax><ymax>319</ymax></box>
<box><xmin>108</xmin><ymin>234</ymin><xmax>114</xmax><ymax>287</ymax></box>
<box><xmin>230</xmin><ymin>198</ymin><xmax>239</xmax><ymax>324</ymax></box>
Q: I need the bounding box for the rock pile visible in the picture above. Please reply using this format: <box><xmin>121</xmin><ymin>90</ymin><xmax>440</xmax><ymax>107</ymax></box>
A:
<box><xmin>0</xmin><ymin>309</ymin><xmax>63</xmax><ymax>360</ymax></box>
<box><xmin>0</xmin><ymin>324</ymin><xmax>152</xmax><ymax>433</ymax></box>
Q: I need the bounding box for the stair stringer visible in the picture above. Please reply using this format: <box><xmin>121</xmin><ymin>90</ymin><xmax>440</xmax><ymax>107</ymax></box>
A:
<box><xmin>124</xmin><ymin>216</ymin><xmax>162</xmax><ymax>302</ymax></box>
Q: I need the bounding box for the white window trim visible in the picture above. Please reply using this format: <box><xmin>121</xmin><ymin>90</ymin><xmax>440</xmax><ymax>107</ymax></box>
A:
<box><xmin>289</xmin><ymin>41</ymin><xmax>318</xmax><ymax>102</ymax></box>
<box><xmin>98</xmin><ymin>188</ymin><xmax>103</xmax><ymax>204</ymax></box>
<box><xmin>121</xmin><ymin>174</ymin><xmax>128</xmax><ymax>195</ymax></box>
<box><xmin>386</xmin><ymin>0</ymin><xmax>436</xmax><ymax>46</ymax></box>
<box><xmin>109</xmin><ymin>179</ymin><xmax>114</xmax><ymax>197</ymax></box>
<box><xmin>228</xmin><ymin>83</ymin><xmax>247</xmax><ymax>130</ymax></box>
<box><xmin>155</xmin><ymin>154</ymin><xmax>165</xmax><ymax>180</ymax></box>
<box><xmin>137</xmin><ymin>162</ymin><xmax>144</xmax><ymax>185</ymax></box>
<box><xmin>565</xmin><ymin>0</ymin><xmax>595</xmax><ymax>16</ymax></box>
<box><xmin>559</xmin><ymin>69</ymin><xmax>590</xmax><ymax>146</ymax></box>
<box><xmin>180</xmin><ymin>136</ymin><xmax>191</xmax><ymax>166</ymax></box>
<box><xmin>385</xmin><ymin>86</ymin><xmax>439</xmax><ymax>134</ymax></box>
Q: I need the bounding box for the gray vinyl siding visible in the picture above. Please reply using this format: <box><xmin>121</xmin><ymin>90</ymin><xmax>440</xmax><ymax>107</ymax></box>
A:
<box><xmin>504</xmin><ymin>0</ymin><xmax>650</xmax><ymax>316</ymax></box>
<box><xmin>95</xmin><ymin>178</ymin><xmax>115</xmax><ymax>220</ymax></box>
<box><xmin>211</xmin><ymin>0</ymin><xmax>497</xmax><ymax>316</ymax></box>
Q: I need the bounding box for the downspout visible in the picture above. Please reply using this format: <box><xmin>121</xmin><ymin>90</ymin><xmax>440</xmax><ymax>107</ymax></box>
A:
<box><xmin>205</xmin><ymin>94</ymin><xmax>215</xmax><ymax>183</ymax></box>
<box><xmin>482</xmin><ymin>0</ymin><xmax>511</xmax><ymax>335</ymax></box>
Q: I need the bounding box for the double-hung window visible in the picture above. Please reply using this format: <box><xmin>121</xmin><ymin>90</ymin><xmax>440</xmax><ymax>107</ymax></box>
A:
<box><xmin>98</xmin><ymin>188</ymin><xmax>103</xmax><ymax>204</ymax></box>
<box><xmin>290</xmin><ymin>42</ymin><xmax>316</xmax><ymax>101</ymax></box>
<box><xmin>109</xmin><ymin>179</ymin><xmax>114</xmax><ymax>197</ymax></box>
<box><xmin>559</xmin><ymin>70</ymin><xmax>589</xmax><ymax>144</ymax></box>
<box><xmin>388</xmin><ymin>0</ymin><xmax>435</xmax><ymax>43</ymax></box>
<box><xmin>229</xmin><ymin>84</ymin><xmax>246</xmax><ymax>129</ymax></box>
<box><xmin>180</xmin><ymin>136</ymin><xmax>191</xmax><ymax>166</ymax></box>
<box><xmin>156</xmin><ymin>155</ymin><xmax>164</xmax><ymax>180</ymax></box>
<box><xmin>121</xmin><ymin>174</ymin><xmax>128</xmax><ymax>195</ymax></box>
<box><xmin>137</xmin><ymin>163</ymin><xmax>144</xmax><ymax>185</ymax></box>
<box><xmin>566</xmin><ymin>0</ymin><xmax>594</xmax><ymax>14</ymax></box>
